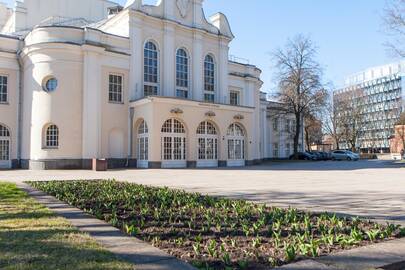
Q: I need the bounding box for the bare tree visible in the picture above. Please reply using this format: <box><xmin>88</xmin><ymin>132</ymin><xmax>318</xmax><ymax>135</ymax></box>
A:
<box><xmin>383</xmin><ymin>0</ymin><xmax>405</xmax><ymax>57</ymax></box>
<box><xmin>323</xmin><ymin>93</ymin><xmax>344</xmax><ymax>150</ymax></box>
<box><xmin>304</xmin><ymin>114</ymin><xmax>323</xmax><ymax>151</ymax></box>
<box><xmin>335</xmin><ymin>87</ymin><xmax>366</xmax><ymax>152</ymax></box>
<box><xmin>396</xmin><ymin>112</ymin><xmax>405</xmax><ymax>151</ymax></box>
<box><xmin>272</xmin><ymin>35</ymin><xmax>327</xmax><ymax>158</ymax></box>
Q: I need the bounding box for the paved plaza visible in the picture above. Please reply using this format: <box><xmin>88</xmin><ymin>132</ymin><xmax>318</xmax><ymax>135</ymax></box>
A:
<box><xmin>2</xmin><ymin>160</ymin><xmax>405</xmax><ymax>225</ymax></box>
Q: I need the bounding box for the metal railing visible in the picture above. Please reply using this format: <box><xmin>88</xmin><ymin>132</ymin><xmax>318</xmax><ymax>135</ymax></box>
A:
<box><xmin>229</xmin><ymin>55</ymin><xmax>250</xmax><ymax>65</ymax></box>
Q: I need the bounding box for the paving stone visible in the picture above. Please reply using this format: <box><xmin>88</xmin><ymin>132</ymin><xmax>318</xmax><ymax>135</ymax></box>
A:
<box><xmin>277</xmin><ymin>259</ymin><xmax>339</xmax><ymax>269</ymax></box>
<box><xmin>316</xmin><ymin>239</ymin><xmax>405</xmax><ymax>270</ymax></box>
<box><xmin>16</xmin><ymin>182</ymin><xmax>197</xmax><ymax>270</ymax></box>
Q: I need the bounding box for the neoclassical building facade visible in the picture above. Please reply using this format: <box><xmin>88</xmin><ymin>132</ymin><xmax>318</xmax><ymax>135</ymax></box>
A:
<box><xmin>0</xmin><ymin>0</ymin><xmax>301</xmax><ymax>169</ymax></box>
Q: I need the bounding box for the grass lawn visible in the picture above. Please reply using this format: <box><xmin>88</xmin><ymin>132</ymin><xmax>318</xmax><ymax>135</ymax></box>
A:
<box><xmin>0</xmin><ymin>182</ymin><xmax>134</xmax><ymax>270</ymax></box>
<box><xmin>30</xmin><ymin>180</ymin><xmax>404</xmax><ymax>270</ymax></box>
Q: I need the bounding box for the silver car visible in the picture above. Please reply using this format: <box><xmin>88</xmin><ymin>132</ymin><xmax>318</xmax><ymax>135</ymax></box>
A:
<box><xmin>331</xmin><ymin>150</ymin><xmax>360</xmax><ymax>161</ymax></box>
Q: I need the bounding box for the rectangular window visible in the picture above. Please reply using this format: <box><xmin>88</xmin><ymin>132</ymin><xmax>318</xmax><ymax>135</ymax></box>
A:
<box><xmin>230</xmin><ymin>91</ymin><xmax>240</xmax><ymax>106</ymax></box>
<box><xmin>176</xmin><ymin>89</ymin><xmax>188</xmax><ymax>99</ymax></box>
<box><xmin>273</xmin><ymin>118</ymin><xmax>279</xmax><ymax>131</ymax></box>
<box><xmin>0</xmin><ymin>75</ymin><xmax>7</xmax><ymax>103</ymax></box>
<box><xmin>273</xmin><ymin>143</ymin><xmax>279</xmax><ymax>158</ymax></box>
<box><xmin>204</xmin><ymin>93</ymin><xmax>215</xmax><ymax>103</ymax></box>
<box><xmin>108</xmin><ymin>74</ymin><xmax>123</xmax><ymax>103</ymax></box>
<box><xmin>144</xmin><ymin>85</ymin><xmax>158</xmax><ymax>96</ymax></box>
<box><xmin>285</xmin><ymin>143</ymin><xmax>290</xmax><ymax>157</ymax></box>
<box><xmin>0</xmin><ymin>140</ymin><xmax>10</xmax><ymax>161</ymax></box>
<box><xmin>285</xmin><ymin>119</ymin><xmax>291</xmax><ymax>132</ymax></box>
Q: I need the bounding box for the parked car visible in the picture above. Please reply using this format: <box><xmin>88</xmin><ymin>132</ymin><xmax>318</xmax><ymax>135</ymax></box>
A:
<box><xmin>331</xmin><ymin>150</ymin><xmax>360</xmax><ymax>161</ymax></box>
<box><xmin>309</xmin><ymin>152</ymin><xmax>322</xmax><ymax>160</ymax></box>
<box><xmin>312</xmin><ymin>151</ymin><xmax>331</xmax><ymax>161</ymax></box>
<box><xmin>289</xmin><ymin>152</ymin><xmax>316</xmax><ymax>160</ymax></box>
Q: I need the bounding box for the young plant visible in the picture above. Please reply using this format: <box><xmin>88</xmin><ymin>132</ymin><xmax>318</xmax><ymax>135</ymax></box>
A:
<box><xmin>284</xmin><ymin>241</ymin><xmax>297</xmax><ymax>262</ymax></box>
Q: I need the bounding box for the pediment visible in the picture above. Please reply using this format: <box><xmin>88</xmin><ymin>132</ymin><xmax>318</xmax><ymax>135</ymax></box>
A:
<box><xmin>124</xmin><ymin>0</ymin><xmax>233</xmax><ymax>39</ymax></box>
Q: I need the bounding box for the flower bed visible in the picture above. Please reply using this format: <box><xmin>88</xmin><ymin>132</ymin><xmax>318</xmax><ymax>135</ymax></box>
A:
<box><xmin>29</xmin><ymin>180</ymin><xmax>404</xmax><ymax>269</ymax></box>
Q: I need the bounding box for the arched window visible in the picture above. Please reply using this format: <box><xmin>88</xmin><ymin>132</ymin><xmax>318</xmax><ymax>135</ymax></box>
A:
<box><xmin>144</xmin><ymin>41</ymin><xmax>159</xmax><ymax>97</ymax></box>
<box><xmin>204</xmin><ymin>55</ymin><xmax>215</xmax><ymax>103</ymax></box>
<box><xmin>176</xmin><ymin>48</ymin><xmax>189</xmax><ymax>99</ymax></box>
<box><xmin>0</xmin><ymin>124</ymin><xmax>10</xmax><ymax>167</ymax></box>
<box><xmin>137</xmin><ymin>120</ymin><xmax>149</xmax><ymax>168</ymax></box>
<box><xmin>227</xmin><ymin>123</ymin><xmax>245</xmax><ymax>165</ymax></box>
<box><xmin>227</xmin><ymin>123</ymin><xmax>245</xmax><ymax>137</ymax></box>
<box><xmin>197</xmin><ymin>121</ymin><xmax>218</xmax><ymax>166</ymax></box>
<box><xmin>0</xmin><ymin>124</ymin><xmax>10</xmax><ymax>137</ymax></box>
<box><xmin>45</xmin><ymin>124</ymin><xmax>59</xmax><ymax>148</ymax></box>
<box><xmin>161</xmin><ymin>119</ymin><xmax>186</xmax><ymax>165</ymax></box>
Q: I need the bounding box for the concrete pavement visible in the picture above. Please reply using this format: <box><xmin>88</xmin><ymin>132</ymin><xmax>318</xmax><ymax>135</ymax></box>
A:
<box><xmin>2</xmin><ymin>160</ymin><xmax>404</xmax><ymax>225</ymax></box>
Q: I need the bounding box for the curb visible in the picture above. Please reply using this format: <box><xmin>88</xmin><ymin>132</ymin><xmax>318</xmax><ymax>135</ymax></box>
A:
<box><xmin>277</xmin><ymin>238</ymin><xmax>405</xmax><ymax>270</ymax></box>
<box><xmin>16</xmin><ymin>182</ymin><xmax>197</xmax><ymax>270</ymax></box>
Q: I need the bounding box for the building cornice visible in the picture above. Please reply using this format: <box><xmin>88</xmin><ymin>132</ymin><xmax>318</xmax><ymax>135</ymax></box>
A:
<box><xmin>130</xmin><ymin>96</ymin><xmax>255</xmax><ymax>111</ymax></box>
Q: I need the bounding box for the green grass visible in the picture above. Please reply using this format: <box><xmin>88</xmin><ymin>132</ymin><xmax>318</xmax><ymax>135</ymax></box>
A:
<box><xmin>0</xmin><ymin>182</ymin><xmax>134</xmax><ymax>270</ymax></box>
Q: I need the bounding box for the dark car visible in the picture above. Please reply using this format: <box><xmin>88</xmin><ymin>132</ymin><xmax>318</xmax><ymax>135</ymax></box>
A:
<box><xmin>315</xmin><ymin>151</ymin><xmax>331</xmax><ymax>160</ymax></box>
<box><xmin>289</xmin><ymin>152</ymin><xmax>315</xmax><ymax>160</ymax></box>
<box><xmin>310</xmin><ymin>152</ymin><xmax>323</xmax><ymax>160</ymax></box>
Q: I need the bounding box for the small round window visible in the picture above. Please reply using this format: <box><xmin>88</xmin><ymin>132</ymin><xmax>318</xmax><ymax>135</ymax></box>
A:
<box><xmin>43</xmin><ymin>77</ymin><xmax>58</xmax><ymax>92</ymax></box>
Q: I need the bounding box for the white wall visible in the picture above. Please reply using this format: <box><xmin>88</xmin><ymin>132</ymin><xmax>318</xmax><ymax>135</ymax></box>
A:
<box><xmin>4</xmin><ymin>0</ymin><xmax>117</xmax><ymax>33</ymax></box>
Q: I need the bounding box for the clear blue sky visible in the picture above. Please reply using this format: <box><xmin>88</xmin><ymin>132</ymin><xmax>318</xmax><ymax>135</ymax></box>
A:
<box><xmin>3</xmin><ymin>0</ymin><xmax>401</xmax><ymax>93</ymax></box>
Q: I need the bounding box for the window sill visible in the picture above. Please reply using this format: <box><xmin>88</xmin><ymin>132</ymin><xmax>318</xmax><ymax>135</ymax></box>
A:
<box><xmin>42</xmin><ymin>147</ymin><xmax>59</xmax><ymax>150</ymax></box>
<box><xmin>108</xmin><ymin>101</ymin><xmax>124</xmax><ymax>105</ymax></box>
<box><xmin>0</xmin><ymin>102</ymin><xmax>9</xmax><ymax>105</ymax></box>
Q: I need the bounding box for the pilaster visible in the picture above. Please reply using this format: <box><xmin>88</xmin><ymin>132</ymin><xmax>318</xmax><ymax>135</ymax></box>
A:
<box><xmin>192</xmin><ymin>32</ymin><xmax>203</xmax><ymax>100</ymax></box>
<box><xmin>218</xmin><ymin>38</ymin><xmax>229</xmax><ymax>103</ymax></box>
<box><xmin>163</xmin><ymin>23</ymin><xmax>175</xmax><ymax>97</ymax></box>
<box><xmin>82</xmin><ymin>44</ymin><xmax>104</xmax><ymax>159</ymax></box>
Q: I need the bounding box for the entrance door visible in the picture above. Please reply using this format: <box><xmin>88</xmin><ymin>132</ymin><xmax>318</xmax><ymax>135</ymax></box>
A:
<box><xmin>161</xmin><ymin>119</ymin><xmax>187</xmax><ymax>168</ymax></box>
<box><xmin>0</xmin><ymin>125</ymin><xmax>11</xmax><ymax>169</ymax></box>
<box><xmin>197</xmin><ymin>121</ymin><xmax>218</xmax><ymax>167</ymax></box>
<box><xmin>137</xmin><ymin>120</ymin><xmax>149</xmax><ymax>168</ymax></box>
<box><xmin>227</xmin><ymin>123</ymin><xmax>245</xmax><ymax>167</ymax></box>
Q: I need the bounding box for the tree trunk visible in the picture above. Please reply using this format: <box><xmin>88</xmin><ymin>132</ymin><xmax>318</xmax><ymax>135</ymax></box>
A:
<box><xmin>293</xmin><ymin>113</ymin><xmax>301</xmax><ymax>159</ymax></box>
<box><xmin>333</xmin><ymin>136</ymin><xmax>340</xmax><ymax>150</ymax></box>
<box><xmin>305</xmin><ymin>127</ymin><xmax>310</xmax><ymax>152</ymax></box>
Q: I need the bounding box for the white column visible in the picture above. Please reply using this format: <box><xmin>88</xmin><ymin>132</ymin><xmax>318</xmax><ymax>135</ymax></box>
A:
<box><xmin>163</xmin><ymin>23</ymin><xmax>175</xmax><ymax>97</ymax></box>
<box><xmin>218</xmin><ymin>39</ymin><xmax>229</xmax><ymax>103</ymax></box>
<box><xmin>192</xmin><ymin>32</ymin><xmax>203</xmax><ymax>100</ymax></box>
<box><xmin>130</xmin><ymin>17</ymin><xmax>143</xmax><ymax>100</ymax></box>
<box><xmin>82</xmin><ymin>45</ymin><xmax>104</xmax><ymax>159</ymax></box>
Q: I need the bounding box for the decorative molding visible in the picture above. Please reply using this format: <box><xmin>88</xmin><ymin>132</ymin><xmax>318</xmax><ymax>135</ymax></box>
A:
<box><xmin>234</xmin><ymin>114</ymin><xmax>244</xmax><ymax>120</ymax></box>
<box><xmin>205</xmin><ymin>111</ymin><xmax>216</xmax><ymax>117</ymax></box>
<box><xmin>176</xmin><ymin>0</ymin><xmax>191</xmax><ymax>18</ymax></box>
<box><xmin>170</xmin><ymin>108</ymin><xmax>184</xmax><ymax>114</ymax></box>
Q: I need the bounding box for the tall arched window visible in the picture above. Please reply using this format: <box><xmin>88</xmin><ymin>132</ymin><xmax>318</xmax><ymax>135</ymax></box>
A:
<box><xmin>227</xmin><ymin>123</ymin><xmax>245</xmax><ymax>166</ymax></box>
<box><xmin>137</xmin><ymin>120</ymin><xmax>149</xmax><ymax>168</ymax></box>
<box><xmin>204</xmin><ymin>55</ymin><xmax>215</xmax><ymax>103</ymax></box>
<box><xmin>144</xmin><ymin>41</ymin><xmax>159</xmax><ymax>97</ymax></box>
<box><xmin>176</xmin><ymin>48</ymin><xmax>189</xmax><ymax>99</ymax></box>
<box><xmin>161</xmin><ymin>119</ymin><xmax>186</xmax><ymax>168</ymax></box>
<box><xmin>45</xmin><ymin>124</ymin><xmax>59</xmax><ymax>148</ymax></box>
<box><xmin>0</xmin><ymin>124</ymin><xmax>10</xmax><ymax>168</ymax></box>
<box><xmin>197</xmin><ymin>121</ymin><xmax>218</xmax><ymax>167</ymax></box>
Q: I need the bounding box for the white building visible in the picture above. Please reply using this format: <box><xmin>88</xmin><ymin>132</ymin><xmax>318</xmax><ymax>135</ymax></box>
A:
<box><xmin>0</xmin><ymin>0</ymin><xmax>298</xmax><ymax>169</ymax></box>
<box><xmin>334</xmin><ymin>61</ymin><xmax>405</xmax><ymax>152</ymax></box>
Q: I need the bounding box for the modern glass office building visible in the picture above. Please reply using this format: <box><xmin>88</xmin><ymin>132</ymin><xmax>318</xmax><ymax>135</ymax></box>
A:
<box><xmin>334</xmin><ymin>61</ymin><xmax>405</xmax><ymax>152</ymax></box>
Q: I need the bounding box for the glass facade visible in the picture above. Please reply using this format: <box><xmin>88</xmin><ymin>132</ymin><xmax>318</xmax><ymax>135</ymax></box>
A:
<box><xmin>334</xmin><ymin>74</ymin><xmax>404</xmax><ymax>152</ymax></box>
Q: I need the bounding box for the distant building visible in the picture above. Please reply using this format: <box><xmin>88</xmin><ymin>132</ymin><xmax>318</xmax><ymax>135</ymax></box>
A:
<box><xmin>334</xmin><ymin>61</ymin><xmax>405</xmax><ymax>153</ymax></box>
<box><xmin>263</xmin><ymin>98</ymin><xmax>305</xmax><ymax>159</ymax></box>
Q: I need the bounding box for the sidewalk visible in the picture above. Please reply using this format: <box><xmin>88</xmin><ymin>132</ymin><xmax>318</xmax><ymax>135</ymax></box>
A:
<box><xmin>278</xmin><ymin>238</ymin><xmax>405</xmax><ymax>270</ymax></box>
<box><xmin>16</xmin><ymin>182</ymin><xmax>196</xmax><ymax>270</ymax></box>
